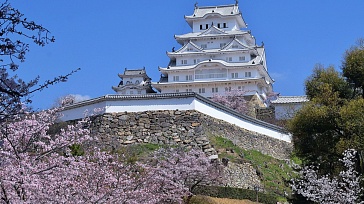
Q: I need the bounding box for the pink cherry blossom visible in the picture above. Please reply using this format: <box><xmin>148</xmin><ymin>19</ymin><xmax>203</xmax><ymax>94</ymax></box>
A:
<box><xmin>292</xmin><ymin>149</ymin><xmax>363</xmax><ymax>204</ymax></box>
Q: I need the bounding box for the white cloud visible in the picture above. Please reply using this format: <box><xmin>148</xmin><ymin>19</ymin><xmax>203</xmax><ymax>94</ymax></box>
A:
<box><xmin>70</xmin><ymin>94</ymin><xmax>91</xmax><ymax>103</ymax></box>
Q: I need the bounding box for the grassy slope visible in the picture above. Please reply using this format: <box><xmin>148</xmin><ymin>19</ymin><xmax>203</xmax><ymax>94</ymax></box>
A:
<box><xmin>114</xmin><ymin>137</ymin><xmax>296</xmax><ymax>202</ymax></box>
<box><xmin>209</xmin><ymin>136</ymin><xmax>296</xmax><ymax>201</ymax></box>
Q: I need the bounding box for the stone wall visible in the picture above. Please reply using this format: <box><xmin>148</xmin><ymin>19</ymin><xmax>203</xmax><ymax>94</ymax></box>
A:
<box><xmin>223</xmin><ymin>162</ymin><xmax>261</xmax><ymax>189</ymax></box>
<box><xmin>256</xmin><ymin>106</ymin><xmax>275</xmax><ymax>122</ymax></box>
<box><xmin>90</xmin><ymin>110</ymin><xmax>216</xmax><ymax>155</ymax></box>
<box><xmin>199</xmin><ymin>113</ymin><xmax>292</xmax><ymax>160</ymax></box>
<box><xmin>90</xmin><ymin>110</ymin><xmax>292</xmax><ymax>160</ymax></box>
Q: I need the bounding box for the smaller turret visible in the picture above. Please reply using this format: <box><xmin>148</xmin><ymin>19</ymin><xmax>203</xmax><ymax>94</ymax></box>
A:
<box><xmin>112</xmin><ymin>67</ymin><xmax>156</xmax><ymax>95</ymax></box>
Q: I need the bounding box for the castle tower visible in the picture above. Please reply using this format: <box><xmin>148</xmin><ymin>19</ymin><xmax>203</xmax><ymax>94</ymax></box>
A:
<box><xmin>153</xmin><ymin>2</ymin><xmax>273</xmax><ymax>102</ymax></box>
<box><xmin>112</xmin><ymin>68</ymin><xmax>156</xmax><ymax>95</ymax></box>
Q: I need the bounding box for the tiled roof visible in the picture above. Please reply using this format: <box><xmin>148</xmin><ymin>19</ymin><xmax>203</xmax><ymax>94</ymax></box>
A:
<box><xmin>184</xmin><ymin>4</ymin><xmax>247</xmax><ymax>28</ymax></box>
<box><xmin>271</xmin><ymin>96</ymin><xmax>309</xmax><ymax>104</ymax></box>
<box><xmin>175</xmin><ymin>30</ymin><xmax>248</xmax><ymax>39</ymax></box>
<box><xmin>173</xmin><ymin>41</ymin><xmax>203</xmax><ymax>53</ymax></box>
<box><xmin>186</xmin><ymin>5</ymin><xmax>239</xmax><ymax>18</ymax></box>
<box><xmin>124</xmin><ymin>69</ymin><xmax>146</xmax><ymax>75</ymax></box>
<box><xmin>158</xmin><ymin>59</ymin><xmax>261</xmax><ymax>71</ymax></box>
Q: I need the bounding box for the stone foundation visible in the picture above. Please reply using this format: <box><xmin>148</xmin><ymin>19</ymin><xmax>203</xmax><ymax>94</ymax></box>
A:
<box><xmin>90</xmin><ymin>110</ymin><xmax>292</xmax><ymax>160</ymax></box>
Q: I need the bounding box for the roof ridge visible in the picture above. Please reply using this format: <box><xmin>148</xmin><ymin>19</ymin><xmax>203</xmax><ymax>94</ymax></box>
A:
<box><xmin>278</xmin><ymin>95</ymin><xmax>307</xmax><ymax>98</ymax></box>
<box><xmin>196</xmin><ymin>4</ymin><xmax>236</xmax><ymax>9</ymax></box>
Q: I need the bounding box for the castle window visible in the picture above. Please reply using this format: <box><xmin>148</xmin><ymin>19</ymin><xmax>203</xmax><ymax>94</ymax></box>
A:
<box><xmin>195</xmin><ymin>69</ymin><xmax>227</xmax><ymax>79</ymax></box>
<box><xmin>200</xmin><ymin>24</ymin><xmax>203</xmax><ymax>30</ymax></box>
<box><xmin>186</xmin><ymin>88</ymin><xmax>192</xmax><ymax>92</ymax></box>
<box><xmin>239</xmin><ymin>56</ymin><xmax>246</xmax><ymax>61</ymax></box>
<box><xmin>193</xmin><ymin>59</ymin><xmax>200</xmax><ymax>64</ymax></box>
<box><xmin>212</xmin><ymin>87</ymin><xmax>218</xmax><ymax>93</ymax></box>
<box><xmin>226</xmin><ymin>57</ymin><xmax>232</xmax><ymax>62</ymax></box>
<box><xmin>135</xmin><ymin>80</ymin><xmax>140</xmax><ymax>84</ymax></box>
<box><xmin>175</xmin><ymin>89</ymin><xmax>179</xmax><ymax>93</ymax></box>
<box><xmin>181</xmin><ymin>59</ymin><xmax>187</xmax><ymax>65</ymax></box>
<box><xmin>199</xmin><ymin>88</ymin><xmax>205</xmax><ymax>93</ymax></box>
<box><xmin>137</xmin><ymin>90</ymin><xmax>141</xmax><ymax>94</ymax></box>
<box><xmin>223</xmin><ymin>23</ymin><xmax>227</xmax><ymax>28</ymax></box>
<box><xmin>201</xmin><ymin>44</ymin><xmax>207</xmax><ymax>49</ymax></box>
<box><xmin>245</xmin><ymin>72</ymin><xmax>252</xmax><ymax>77</ymax></box>
<box><xmin>217</xmin><ymin>23</ymin><xmax>221</xmax><ymax>28</ymax></box>
<box><xmin>186</xmin><ymin>75</ymin><xmax>193</xmax><ymax>81</ymax></box>
<box><xmin>231</xmin><ymin>73</ymin><xmax>238</xmax><ymax>78</ymax></box>
<box><xmin>173</xmin><ymin>76</ymin><xmax>179</xmax><ymax>81</ymax></box>
<box><xmin>205</xmin><ymin>24</ymin><xmax>208</xmax><ymax>29</ymax></box>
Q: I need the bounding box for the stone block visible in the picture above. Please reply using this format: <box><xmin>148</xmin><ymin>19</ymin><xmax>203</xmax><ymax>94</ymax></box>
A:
<box><xmin>203</xmin><ymin>148</ymin><xmax>215</xmax><ymax>153</ymax></box>
<box><xmin>183</xmin><ymin>139</ymin><xmax>192</xmax><ymax>144</ymax></box>
<box><xmin>123</xmin><ymin>140</ymin><xmax>135</xmax><ymax>144</ymax></box>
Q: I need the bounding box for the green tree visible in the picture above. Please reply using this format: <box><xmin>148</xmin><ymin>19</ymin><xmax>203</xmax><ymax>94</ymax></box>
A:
<box><xmin>288</xmin><ymin>63</ymin><xmax>363</xmax><ymax>175</ymax></box>
<box><xmin>305</xmin><ymin>64</ymin><xmax>352</xmax><ymax>102</ymax></box>
<box><xmin>342</xmin><ymin>38</ymin><xmax>364</xmax><ymax>98</ymax></box>
<box><xmin>288</xmin><ymin>98</ymin><xmax>342</xmax><ymax>174</ymax></box>
<box><xmin>338</xmin><ymin>98</ymin><xmax>364</xmax><ymax>148</ymax></box>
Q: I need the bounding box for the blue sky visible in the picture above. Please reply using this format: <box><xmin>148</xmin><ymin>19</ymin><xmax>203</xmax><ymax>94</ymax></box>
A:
<box><xmin>9</xmin><ymin>0</ymin><xmax>364</xmax><ymax>109</ymax></box>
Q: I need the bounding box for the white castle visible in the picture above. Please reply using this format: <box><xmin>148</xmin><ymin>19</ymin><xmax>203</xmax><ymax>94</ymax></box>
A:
<box><xmin>152</xmin><ymin>1</ymin><xmax>273</xmax><ymax>102</ymax></box>
<box><xmin>62</xmin><ymin>2</ymin><xmax>300</xmax><ymax>143</ymax></box>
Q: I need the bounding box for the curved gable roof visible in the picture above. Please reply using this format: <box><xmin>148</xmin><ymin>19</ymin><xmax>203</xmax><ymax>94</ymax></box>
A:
<box><xmin>185</xmin><ymin>4</ymin><xmax>247</xmax><ymax>28</ymax></box>
<box><xmin>198</xmin><ymin>25</ymin><xmax>227</xmax><ymax>36</ymax></box>
<box><xmin>221</xmin><ymin>38</ymin><xmax>254</xmax><ymax>51</ymax></box>
<box><xmin>173</xmin><ymin>41</ymin><xmax>204</xmax><ymax>54</ymax></box>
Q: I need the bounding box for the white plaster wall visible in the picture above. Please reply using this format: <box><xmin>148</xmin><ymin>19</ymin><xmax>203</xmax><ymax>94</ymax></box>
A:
<box><xmin>227</xmin><ymin>68</ymin><xmax>259</xmax><ymax>80</ymax></box>
<box><xmin>274</xmin><ymin>103</ymin><xmax>303</xmax><ymax>120</ymax></box>
<box><xmin>193</xmin><ymin>98</ymin><xmax>291</xmax><ymax>142</ymax></box>
<box><xmin>192</xmin><ymin>18</ymin><xmax>237</xmax><ymax>32</ymax></box>
<box><xmin>61</xmin><ymin>101</ymin><xmax>107</xmax><ymax>121</ymax></box>
<box><xmin>159</xmin><ymin>86</ymin><xmax>175</xmax><ymax>94</ymax></box>
<box><xmin>176</xmin><ymin>52</ymin><xmax>251</xmax><ymax>66</ymax></box>
<box><xmin>105</xmin><ymin>97</ymin><xmax>194</xmax><ymax>113</ymax></box>
<box><xmin>120</xmin><ymin>89</ymin><xmax>147</xmax><ymax>95</ymax></box>
<box><xmin>124</xmin><ymin>76</ymin><xmax>143</xmax><ymax>85</ymax></box>
<box><xmin>61</xmin><ymin>97</ymin><xmax>195</xmax><ymax>121</ymax></box>
<box><xmin>159</xmin><ymin>80</ymin><xmax>263</xmax><ymax>98</ymax></box>
<box><xmin>169</xmin><ymin>66</ymin><xmax>259</xmax><ymax>82</ymax></box>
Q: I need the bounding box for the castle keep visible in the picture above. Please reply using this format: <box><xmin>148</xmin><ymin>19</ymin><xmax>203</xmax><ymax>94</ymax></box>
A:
<box><xmin>153</xmin><ymin>2</ymin><xmax>273</xmax><ymax>105</ymax></box>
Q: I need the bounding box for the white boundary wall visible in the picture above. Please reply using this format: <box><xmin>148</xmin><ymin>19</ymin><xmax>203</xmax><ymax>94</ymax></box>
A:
<box><xmin>61</xmin><ymin>97</ymin><xmax>195</xmax><ymax>120</ymax></box>
<box><xmin>61</xmin><ymin>93</ymin><xmax>291</xmax><ymax>143</ymax></box>
<box><xmin>193</xmin><ymin>99</ymin><xmax>290</xmax><ymax>142</ymax></box>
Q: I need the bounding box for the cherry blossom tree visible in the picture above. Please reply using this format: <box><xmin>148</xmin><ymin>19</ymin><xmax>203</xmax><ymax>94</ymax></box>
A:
<box><xmin>292</xmin><ymin>149</ymin><xmax>363</xmax><ymax>204</ymax></box>
<box><xmin>0</xmin><ymin>107</ymin><xmax>92</xmax><ymax>203</ymax></box>
<box><xmin>150</xmin><ymin>147</ymin><xmax>222</xmax><ymax>203</ymax></box>
<box><xmin>0</xmin><ymin>105</ymin><xmax>219</xmax><ymax>203</ymax></box>
<box><xmin>0</xmin><ymin>2</ymin><xmax>220</xmax><ymax>203</ymax></box>
<box><xmin>211</xmin><ymin>89</ymin><xmax>249</xmax><ymax>115</ymax></box>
